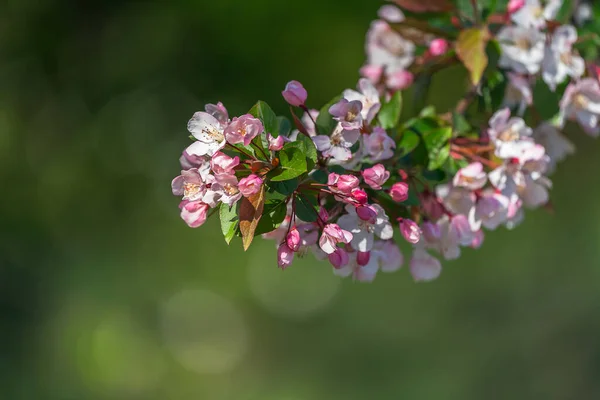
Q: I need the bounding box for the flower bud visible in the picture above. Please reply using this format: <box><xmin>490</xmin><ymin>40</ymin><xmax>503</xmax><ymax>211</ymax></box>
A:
<box><xmin>356</xmin><ymin>251</ymin><xmax>371</xmax><ymax>266</ymax></box>
<box><xmin>390</xmin><ymin>182</ymin><xmax>409</xmax><ymax>202</ymax></box>
<box><xmin>399</xmin><ymin>218</ymin><xmax>421</xmax><ymax>244</ymax></box>
<box><xmin>356</xmin><ymin>205</ymin><xmax>377</xmax><ymax>223</ymax></box>
<box><xmin>277</xmin><ymin>243</ymin><xmax>294</xmax><ymax>269</ymax></box>
<box><xmin>328</xmin><ymin>248</ymin><xmax>350</xmax><ymax>269</ymax></box>
<box><xmin>238</xmin><ymin>174</ymin><xmax>263</xmax><ymax>197</ymax></box>
<box><xmin>337</xmin><ymin>175</ymin><xmax>360</xmax><ymax>194</ymax></box>
<box><xmin>387</xmin><ymin>70</ymin><xmax>414</xmax><ymax>91</ymax></box>
<box><xmin>429</xmin><ymin>38</ymin><xmax>449</xmax><ymax>56</ymax></box>
<box><xmin>282</xmin><ymin>80</ymin><xmax>308</xmax><ymax>107</ymax></box>
<box><xmin>286</xmin><ymin>226</ymin><xmax>301</xmax><ymax>252</ymax></box>
<box><xmin>361</xmin><ymin>164</ymin><xmax>390</xmax><ymax>190</ymax></box>
<box><xmin>351</xmin><ymin>189</ymin><xmax>368</xmax><ymax>205</ymax></box>
<box><xmin>268</xmin><ymin>134</ymin><xmax>285</xmax><ymax>151</ymax></box>
<box><xmin>507</xmin><ymin>0</ymin><xmax>525</xmax><ymax>14</ymax></box>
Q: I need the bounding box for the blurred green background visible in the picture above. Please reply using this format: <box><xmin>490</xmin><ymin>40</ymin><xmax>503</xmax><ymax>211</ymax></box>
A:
<box><xmin>2</xmin><ymin>0</ymin><xmax>600</xmax><ymax>399</ymax></box>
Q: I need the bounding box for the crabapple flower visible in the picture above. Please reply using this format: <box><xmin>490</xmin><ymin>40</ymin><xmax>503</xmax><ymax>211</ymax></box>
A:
<box><xmin>224</xmin><ymin>114</ymin><xmax>263</xmax><ymax>146</ymax></box>
<box><xmin>278</xmin><ymin>243</ymin><xmax>294</xmax><ymax>269</ymax></box>
<box><xmin>363</xmin><ymin>127</ymin><xmax>396</xmax><ymax>161</ymax></box>
<box><xmin>542</xmin><ymin>25</ymin><xmax>585</xmax><ymax>91</ymax></box>
<box><xmin>328</xmin><ymin>173</ymin><xmax>360</xmax><ymax>195</ymax></box>
<box><xmin>186</xmin><ymin>112</ymin><xmax>227</xmax><ymax>157</ymax></box>
<box><xmin>366</xmin><ymin>20</ymin><xmax>415</xmax><ymax>75</ymax></box>
<box><xmin>312</xmin><ymin>125</ymin><xmax>360</xmax><ymax>161</ymax></box>
<box><xmin>319</xmin><ymin>224</ymin><xmax>353</xmax><ymax>254</ymax></box>
<box><xmin>488</xmin><ymin>108</ymin><xmax>534</xmax><ymax>159</ymax></box>
<box><xmin>179</xmin><ymin>201</ymin><xmax>209</xmax><ymax>228</ymax></box>
<box><xmin>282</xmin><ymin>80</ymin><xmax>308</xmax><ymax>107</ymax></box>
<box><xmin>474</xmin><ymin>190</ymin><xmax>511</xmax><ymax>230</ymax></box>
<box><xmin>238</xmin><ymin>174</ymin><xmax>263</xmax><ymax>197</ymax></box>
<box><xmin>386</xmin><ymin>70</ymin><xmax>414</xmax><ymax>91</ymax></box>
<box><xmin>361</xmin><ymin>164</ymin><xmax>390</xmax><ymax>190</ymax></box>
<box><xmin>398</xmin><ymin>218</ymin><xmax>421</xmax><ymax>244</ymax></box>
<box><xmin>377</xmin><ymin>4</ymin><xmax>404</xmax><ymax>23</ymax></box>
<box><xmin>390</xmin><ymin>182</ymin><xmax>409</xmax><ymax>202</ymax></box>
<box><xmin>211</xmin><ymin>151</ymin><xmax>239</xmax><ymax>175</ymax></box>
<box><xmin>329</xmin><ymin>99</ymin><xmax>364</xmax><ymax>130</ymax></box>
<box><xmin>503</xmin><ymin>73</ymin><xmax>533</xmax><ymax>116</ymax></box>
<box><xmin>532</xmin><ymin>122</ymin><xmax>575</xmax><ymax>172</ymax></box>
<box><xmin>510</xmin><ymin>0</ymin><xmax>561</xmax><ymax>29</ymax></box>
<box><xmin>333</xmin><ymin>250</ymin><xmax>379</xmax><ymax>282</ymax></box>
<box><xmin>497</xmin><ymin>26</ymin><xmax>544</xmax><ymax>74</ymax></box>
<box><xmin>268</xmin><ymin>134</ymin><xmax>285</xmax><ymax>151</ymax></box>
<box><xmin>429</xmin><ymin>39</ymin><xmax>449</xmax><ymax>56</ymax></box>
<box><xmin>374</xmin><ymin>240</ymin><xmax>403</xmax><ymax>273</ymax></box>
<box><xmin>410</xmin><ymin>249</ymin><xmax>442</xmax><ymax>282</ymax></box>
<box><xmin>172</xmin><ymin>168</ymin><xmax>211</xmax><ymax>202</ymax></box>
<box><xmin>205</xmin><ymin>102</ymin><xmax>229</xmax><ymax>125</ymax></box>
<box><xmin>337</xmin><ymin>204</ymin><xmax>393</xmax><ymax>252</ymax></box>
<box><xmin>343</xmin><ymin>78</ymin><xmax>382</xmax><ymax>123</ymax></box>
<box><xmin>208</xmin><ymin>174</ymin><xmax>243</xmax><ymax>207</ymax></box>
<box><xmin>452</xmin><ymin>162</ymin><xmax>487</xmax><ymax>190</ymax></box>
<box><xmin>560</xmin><ymin>78</ymin><xmax>600</xmax><ymax>137</ymax></box>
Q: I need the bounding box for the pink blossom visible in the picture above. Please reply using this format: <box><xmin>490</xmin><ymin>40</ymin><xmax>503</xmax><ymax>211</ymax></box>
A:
<box><xmin>390</xmin><ymin>182</ymin><xmax>409</xmax><ymax>202</ymax></box>
<box><xmin>205</xmin><ymin>102</ymin><xmax>229</xmax><ymax>125</ymax></box>
<box><xmin>471</xmin><ymin>230</ymin><xmax>485</xmax><ymax>249</ymax></box>
<box><xmin>238</xmin><ymin>174</ymin><xmax>263</xmax><ymax>197</ymax></box>
<box><xmin>187</xmin><ymin>112</ymin><xmax>227</xmax><ymax>157</ymax></box>
<box><xmin>179</xmin><ymin>151</ymin><xmax>207</xmax><ymax>170</ymax></box>
<box><xmin>179</xmin><ymin>201</ymin><xmax>209</xmax><ymax>228</ymax></box>
<box><xmin>343</xmin><ymin>79</ymin><xmax>382</xmax><ymax>123</ymax></box>
<box><xmin>338</xmin><ymin>204</ymin><xmax>393</xmax><ymax>252</ymax></box>
<box><xmin>373</xmin><ymin>240</ymin><xmax>403</xmax><ymax>273</ymax></box>
<box><xmin>507</xmin><ymin>0</ymin><xmax>525</xmax><ymax>14</ymax></box>
<box><xmin>399</xmin><ymin>218</ymin><xmax>421</xmax><ymax>244</ymax></box>
<box><xmin>286</xmin><ymin>226</ymin><xmax>301</xmax><ymax>252</ymax></box>
<box><xmin>360</xmin><ymin>64</ymin><xmax>384</xmax><ymax>84</ymax></box>
<box><xmin>363</xmin><ymin>127</ymin><xmax>396</xmax><ymax>161</ymax></box>
<box><xmin>377</xmin><ymin>5</ymin><xmax>404</xmax><ymax>23</ymax></box>
<box><xmin>172</xmin><ymin>168</ymin><xmax>208</xmax><ymax>201</ymax></box>
<box><xmin>386</xmin><ymin>70</ymin><xmax>414</xmax><ymax>91</ymax></box>
<box><xmin>451</xmin><ymin>214</ymin><xmax>475</xmax><ymax>246</ymax></box>
<box><xmin>224</xmin><ymin>114</ymin><xmax>264</xmax><ymax>146</ymax></box>
<box><xmin>410</xmin><ymin>249</ymin><xmax>442</xmax><ymax>282</ymax></box>
<box><xmin>319</xmin><ymin>224</ymin><xmax>353</xmax><ymax>254</ymax></box>
<box><xmin>268</xmin><ymin>134</ymin><xmax>285</xmax><ymax>151</ymax></box>
<box><xmin>362</xmin><ymin>164</ymin><xmax>390</xmax><ymax>190</ymax></box>
<box><xmin>429</xmin><ymin>39</ymin><xmax>449</xmax><ymax>56</ymax></box>
<box><xmin>277</xmin><ymin>243</ymin><xmax>294</xmax><ymax>269</ymax></box>
<box><xmin>329</xmin><ymin>99</ymin><xmax>364</xmax><ymax>131</ymax></box>
<box><xmin>211</xmin><ymin>151</ymin><xmax>239</xmax><ymax>175</ymax></box>
<box><xmin>351</xmin><ymin>189</ymin><xmax>369</xmax><ymax>205</ymax></box>
<box><xmin>560</xmin><ymin>78</ymin><xmax>600</xmax><ymax>137</ymax></box>
<box><xmin>208</xmin><ymin>174</ymin><xmax>242</xmax><ymax>206</ymax></box>
<box><xmin>313</xmin><ymin>126</ymin><xmax>360</xmax><ymax>161</ymax></box>
<box><xmin>328</xmin><ymin>248</ymin><xmax>350</xmax><ymax>269</ymax></box>
<box><xmin>282</xmin><ymin>80</ymin><xmax>307</xmax><ymax>107</ymax></box>
<box><xmin>337</xmin><ymin>175</ymin><xmax>360</xmax><ymax>194</ymax></box>
<box><xmin>453</xmin><ymin>162</ymin><xmax>487</xmax><ymax>190</ymax></box>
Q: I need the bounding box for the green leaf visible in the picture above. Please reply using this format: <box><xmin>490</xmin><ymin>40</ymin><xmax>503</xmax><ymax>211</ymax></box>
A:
<box><xmin>311</xmin><ymin>169</ymin><xmax>328</xmax><ymax>184</ymax></box>
<box><xmin>255</xmin><ymin>199</ymin><xmax>288</xmax><ymax>236</ymax></box>
<box><xmin>397</xmin><ymin>130</ymin><xmax>421</xmax><ymax>155</ymax></box>
<box><xmin>533</xmin><ymin>78</ymin><xmax>561</xmax><ymax>120</ymax></box>
<box><xmin>419</xmin><ymin>105</ymin><xmax>436</xmax><ymax>118</ymax></box>
<box><xmin>423</xmin><ymin>126</ymin><xmax>452</xmax><ymax>170</ymax></box>
<box><xmin>315</xmin><ymin>95</ymin><xmax>342</xmax><ymax>135</ymax></box>
<box><xmin>249</xmin><ymin>100</ymin><xmax>279</xmax><ymax>137</ymax></box>
<box><xmin>277</xmin><ymin>116</ymin><xmax>292</xmax><ymax>137</ymax></box>
<box><xmin>267</xmin><ymin>179</ymin><xmax>298</xmax><ymax>197</ymax></box>
<box><xmin>285</xmin><ymin>134</ymin><xmax>318</xmax><ymax>171</ymax></box>
<box><xmin>378</xmin><ymin>91</ymin><xmax>403</xmax><ymax>129</ymax></box>
<box><xmin>219</xmin><ymin>203</ymin><xmax>239</xmax><ymax>245</ymax></box>
<box><xmin>295</xmin><ymin>194</ymin><xmax>319</xmax><ymax>223</ymax></box>
<box><xmin>270</xmin><ymin>147</ymin><xmax>307</xmax><ymax>182</ymax></box>
<box><xmin>452</xmin><ymin>112</ymin><xmax>471</xmax><ymax>135</ymax></box>
<box><xmin>456</xmin><ymin>27</ymin><xmax>491</xmax><ymax>85</ymax></box>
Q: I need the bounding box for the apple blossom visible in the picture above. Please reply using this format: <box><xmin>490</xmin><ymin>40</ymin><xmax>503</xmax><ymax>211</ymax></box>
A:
<box><xmin>282</xmin><ymin>80</ymin><xmax>308</xmax><ymax>107</ymax></box>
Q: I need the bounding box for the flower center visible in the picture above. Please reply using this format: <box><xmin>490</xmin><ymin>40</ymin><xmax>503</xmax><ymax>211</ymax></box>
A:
<box><xmin>515</xmin><ymin>37</ymin><xmax>532</xmax><ymax>51</ymax></box>
<box><xmin>346</xmin><ymin>111</ymin><xmax>358</xmax><ymax>122</ymax></box>
<box><xmin>532</xmin><ymin>6</ymin><xmax>543</xmax><ymax>18</ymax></box>
<box><xmin>223</xmin><ymin>184</ymin><xmax>239</xmax><ymax>196</ymax></box>
<box><xmin>498</xmin><ymin>126</ymin><xmax>520</xmax><ymax>142</ymax></box>
<box><xmin>559</xmin><ymin>52</ymin><xmax>572</xmax><ymax>65</ymax></box>
<box><xmin>184</xmin><ymin>183</ymin><xmax>203</xmax><ymax>198</ymax></box>
<box><xmin>573</xmin><ymin>93</ymin><xmax>589</xmax><ymax>109</ymax></box>
<box><xmin>203</xmin><ymin>127</ymin><xmax>224</xmax><ymax>142</ymax></box>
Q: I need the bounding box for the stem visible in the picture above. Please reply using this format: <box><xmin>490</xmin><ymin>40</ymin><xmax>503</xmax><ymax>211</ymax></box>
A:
<box><xmin>455</xmin><ymin>85</ymin><xmax>480</xmax><ymax>114</ymax></box>
<box><xmin>251</xmin><ymin>141</ymin><xmax>269</xmax><ymax>160</ymax></box>
<box><xmin>226</xmin><ymin>143</ymin><xmax>255</xmax><ymax>160</ymax></box>
<box><xmin>470</xmin><ymin>0</ymin><xmax>481</xmax><ymax>24</ymax></box>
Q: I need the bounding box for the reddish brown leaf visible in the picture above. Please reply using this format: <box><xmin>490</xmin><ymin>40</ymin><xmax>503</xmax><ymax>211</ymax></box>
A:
<box><xmin>393</xmin><ymin>0</ymin><xmax>454</xmax><ymax>13</ymax></box>
<box><xmin>239</xmin><ymin>185</ymin><xmax>265</xmax><ymax>251</ymax></box>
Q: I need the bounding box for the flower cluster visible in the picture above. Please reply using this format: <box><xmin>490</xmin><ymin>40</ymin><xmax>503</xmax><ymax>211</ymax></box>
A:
<box><xmin>171</xmin><ymin>0</ymin><xmax>600</xmax><ymax>283</ymax></box>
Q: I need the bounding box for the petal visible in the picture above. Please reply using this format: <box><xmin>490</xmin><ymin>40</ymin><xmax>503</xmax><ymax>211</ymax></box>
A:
<box><xmin>351</xmin><ymin>230</ymin><xmax>374</xmax><ymax>252</ymax></box>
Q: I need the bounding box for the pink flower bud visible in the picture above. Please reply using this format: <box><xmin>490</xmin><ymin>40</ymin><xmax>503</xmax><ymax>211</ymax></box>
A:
<box><xmin>507</xmin><ymin>0</ymin><xmax>525</xmax><ymax>14</ymax></box>
<box><xmin>399</xmin><ymin>218</ymin><xmax>421</xmax><ymax>244</ymax></box>
<box><xmin>356</xmin><ymin>205</ymin><xmax>377</xmax><ymax>223</ymax></box>
<box><xmin>429</xmin><ymin>38</ymin><xmax>449</xmax><ymax>57</ymax></box>
<box><xmin>286</xmin><ymin>226</ymin><xmax>301</xmax><ymax>252</ymax></box>
<box><xmin>238</xmin><ymin>174</ymin><xmax>263</xmax><ymax>197</ymax></box>
<box><xmin>421</xmin><ymin>221</ymin><xmax>442</xmax><ymax>244</ymax></box>
<box><xmin>361</xmin><ymin>164</ymin><xmax>390</xmax><ymax>190</ymax></box>
<box><xmin>277</xmin><ymin>243</ymin><xmax>294</xmax><ymax>269</ymax></box>
<box><xmin>282</xmin><ymin>80</ymin><xmax>308</xmax><ymax>107</ymax></box>
<box><xmin>328</xmin><ymin>248</ymin><xmax>350</xmax><ymax>269</ymax></box>
<box><xmin>211</xmin><ymin>151</ymin><xmax>240</xmax><ymax>175</ymax></box>
<box><xmin>319</xmin><ymin>223</ymin><xmax>353</xmax><ymax>254</ymax></box>
<box><xmin>390</xmin><ymin>182</ymin><xmax>409</xmax><ymax>202</ymax></box>
<box><xmin>360</xmin><ymin>64</ymin><xmax>383</xmax><ymax>84</ymax></box>
<box><xmin>268</xmin><ymin>134</ymin><xmax>285</xmax><ymax>151</ymax></box>
<box><xmin>356</xmin><ymin>251</ymin><xmax>371</xmax><ymax>266</ymax></box>
<box><xmin>337</xmin><ymin>175</ymin><xmax>360</xmax><ymax>194</ymax></box>
<box><xmin>180</xmin><ymin>201</ymin><xmax>209</xmax><ymax>228</ymax></box>
<box><xmin>318</xmin><ymin>207</ymin><xmax>329</xmax><ymax>223</ymax></box>
<box><xmin>327</xmin><ymin>173</ymin><xmax>340</xmax><ymax>187</ymax></box>
<box><xmin>386</xmin><ymin>70</ymin><xmax>414</xmax><ymax>91</ymax></box>
<box><xmin>398</xmin><ymin>169</ymin><xmax>408</xmax><ymax>181</ymax></box>
<box><xmin>351</xmin><ymin>189</ymin><xmax>368</xmax><ymax>205</ymax></box>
